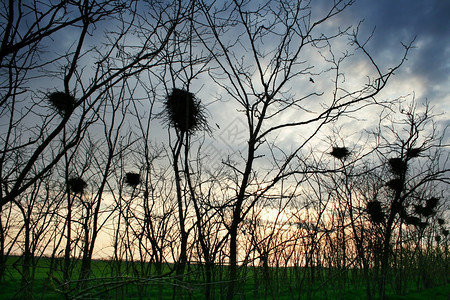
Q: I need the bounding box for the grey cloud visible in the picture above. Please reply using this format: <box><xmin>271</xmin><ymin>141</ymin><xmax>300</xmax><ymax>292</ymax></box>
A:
<box><xmin>338</xmin><ymin>0</ymin><xmax>450</xmax><ymax>107</ymax></box>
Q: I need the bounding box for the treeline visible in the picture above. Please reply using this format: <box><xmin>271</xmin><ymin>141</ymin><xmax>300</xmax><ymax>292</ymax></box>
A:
<box><xmin>0</xmin><ymin>0</ymin><xmax>448</xmax><ymax>299</ymax></box>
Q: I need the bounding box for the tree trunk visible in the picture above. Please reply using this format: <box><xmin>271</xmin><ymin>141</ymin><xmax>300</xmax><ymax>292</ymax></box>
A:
<box><xmin>78</xmin><ymin>206</ymin><xmax>91</xmax><ymax>290</ymax></box>
<box><xmin>21</xmin><ymin>217</ymin><xmax>32</xmax><ymax>299</ymax></box>
<box><xmin>380</xmin><ymin>213</ymin><xmax>395</xmax><ymax>300</ymax></box>
<box><xmin>227</xmin><ymin>221</ymin><xmax>239</xmax><ymax>299</ymax></box>
<box><xmin>172</xmin><ymin>136</ymin><xmax>188</xmax><ymax>299</ymax></box>
<box><xmin>0</xmin><ymin>207</ymin><xmax>5</xmax><ymax>282</ymax></box>
<box><xmin>227</xmin><ymin>138</ymin><xmax>255</xmax><ymax>299</ymax></box>
<box><xmin>63</xmin><ymin>195</ymin><xmax>72</xmax><ymax>298</ymax></box>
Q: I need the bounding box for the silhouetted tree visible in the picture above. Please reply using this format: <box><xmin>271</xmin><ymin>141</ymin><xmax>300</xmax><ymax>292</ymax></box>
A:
<box><xmin>372</xmin><ymin>102</ymin><xmax>449</xmax><ymax>299</ymax></box>
<box><xmin>162</xmin><ymin>87</ymin><xmax>209</xmax><ymax>297</ymax></box>
<box><xmin>0</xmin><ymin>0</ymin><xmax>183</xmax><ymax>292</ymax></box>
<box><xmin>0</xmin><ymin>0</ymin><xmax>180</xmax><ymax>209</ymax></box>
<box><xmin>196</xmin><ymin>0</ymin><xmax>412</xmax><ymax>296</ymax></box>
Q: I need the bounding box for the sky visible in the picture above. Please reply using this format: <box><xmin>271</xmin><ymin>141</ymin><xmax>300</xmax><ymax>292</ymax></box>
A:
<box><xmin>30</xmin><ymin>0</ymin><xmax>450</xmax><ymax>125</ymax></box>
<box><xmin>2</xmin><ymin>0</ymin><xmax>449</xmax><ymax>259</ymax></box>
<box><xmin>342</xmin><ymin>0</ymin><xmax>450</xmax><ymax>111</ymax></box>
<box><xmin>6</xmin><ymin>0</ymin><xmax>449</xmax><ymax>166</ymax></box>
<box><xmin>196</xmin><ymin>0</ymin><xmax>450</xmax><ymax>163</ymax></box>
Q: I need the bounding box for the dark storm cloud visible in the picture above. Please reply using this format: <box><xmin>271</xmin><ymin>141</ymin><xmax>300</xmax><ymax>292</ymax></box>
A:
<box><xmin>347</xmin><ymin>0</ymin><xmax>450</xmax><ymax>91</ymax></box>
<box><xmin>362</xmin><ymin>0</ymin><xmax>450</xmax><ymax>83</ymax></box>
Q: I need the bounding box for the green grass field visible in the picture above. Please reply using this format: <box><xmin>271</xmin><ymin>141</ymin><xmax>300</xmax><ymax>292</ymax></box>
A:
<box><xmin>1</xmin><ymin>256</ymin><xmax>448</xmax><ymax>299</ymax></box>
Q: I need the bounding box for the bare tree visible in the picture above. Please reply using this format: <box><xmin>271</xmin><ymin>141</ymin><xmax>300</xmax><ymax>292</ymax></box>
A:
<box><xmin>1</xmin><ymin>1</ymin><xmax>183</xmax><ymax>293</ymax></box>
<box><xmin>6</xmin><ymin>171</ymin><xmax>63</xmax><ymax>299</ymax></box>
<box><xmin>318</xmin><ymin>100</ymin><xmax>449</xmax><ymax>299</ymax></box>
<box><xmin>2</xmin><ymin>1</ymin><xmax>448</xmax><ymax>299</ymax></box>
<box><xmin>195</xmin><ymin>0</ymin><xmax>412</xmax><ymax>296</ymax></box>
<box><xmin>0</xmin><ymin>0</ymin><xmax>181</xmax><ymax>209</ymax></box>
<box><xmin>369</xmin><ymin>102</ymin><xmax>449</xmax><ymax>299</ymax></box>
<box><xmin>155</xmin><ymin>5</ymin><xmax>216</xmax><ymax>295</ymax></box>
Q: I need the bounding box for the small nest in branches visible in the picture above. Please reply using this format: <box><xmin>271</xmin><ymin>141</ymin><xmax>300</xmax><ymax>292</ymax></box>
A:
<box><xmin>391</xmin><ymin>201</ymin><xmax>403</xmax><ymax>214</ymax></box>
<box><xmin>330</xmin><ymin>147</ymin><xmax>350</xmax><ymax>160</ymax></box>
<box><xmin>125</xmin><ymin>172</ymin><xmax>141</xmax><ymax>187</ymax></box>
<box><xmin>399</xmin><ymin>207</ymin><xmax>408</xmax><ymax>220</ymax></box>
<box><xmin>426</xmin><ymin>197</ymin><xmax>439</xmax><ymax>209</ymax></box>
<box><xmin>437</xmin><ymin>218</ymin><xmax>445</xmax><ymax>226</ymax></box>
<box><xmin>406</xmin><ymin>147</ymin><xmax>422</xmax><ymax>158</ymax></box>
<box><xmin>405</xmin><ymin>216</ymin><xmax>420</xmax><ymax>226</ymax></box>
<box><xmin>163</xmin><ymin>88</ymin><xmax>208</xmax><ymax>134</ymax></box>
<box><xmin>414</xmin><ymin>205</ymin><xmax>424</xmax><ymax>215</ymax></box>
<box><xmin>414</xmin><ymin>205</ymin><xmax>435</xmax><ymax>217</ymax></box>
<box><xmin>388</xmin><ymin>158</ymin><xmax>407</xmax><ymax>176</ymax></box>
<box><xmin>386</xmin><ymin>178</ymin><xmax>403</xmax><ymax>192</ymax></box>
<box><xmin>68</xmin><ymin>177</ymin><xmax>87</xmax><ymax>195</ymax></box>
<box><xmin>367</xmin><ymin>201</ymin><xmax>384</xmax><ymax>224</ymax></box>
<box><xmin>48</xmin><ymin>91</ymin><xmax>76</xmax><ymax>115</ymax></box>
<box><xmin>418</xmin><ymin>221</ymin><xmax>428</xmax><ymax>229</ymax></box>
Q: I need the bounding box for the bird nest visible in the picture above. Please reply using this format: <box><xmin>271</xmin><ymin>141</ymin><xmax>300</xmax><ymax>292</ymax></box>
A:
<box><xmin>386</xmin><ymin>178</ymin><xmax>403</xmax><ymax>192</ymax></box>
<box><xmin>330</xmin><ymin>147</ymin><xmax>350</xmax><ymax>160</ymax></box>
<box><xmin>404</xmin><ymin>216</ymin><xmax>420</xmax><ymax>226</ymax></box>
<box><xmin>68</xmin><ymin>177</ymin><xmax>87</xmax><ymax>195</ymax></box>
<box><xmin>48</xmin><ymin>91</ymin><xmax>76</xmax><ymax>115</ymax></box>
<box><xmin>426</xmin><ymin>197</ymin><xmax>439</xmax><ymax>209</ymax></box>
<box><xmin>388</xmin><ymin>158</ymin><xmax>407</xmax><ymax>176</ymax></box>
<box><xmin>406</xmin><ymin>147</ymin><xmax>422</xmax><ymax>158</ymax></box>
<box><xmin>125</xmin><ymin>172</ymin><xmax>141</xmax><ymax>187</ymax></box>
<box><xmin>391</xmin><ymin>201</ymin><xmax>402</xmax><ymax>214</ymax></box>
<box><xmin>414</xmin><ymin>204</ymin><xmax>435</xmax><ymax>217</ymax></box>
<box><xmin>418</xmin><ymin>221</ymin><xmax>428</xmax><ymax>229</ymax></box>
<box><xmin>163</xmin><ymin>88</ymin><xmax>208</xmax><ymax>134</ymax></box>
<box><xmin>367</xmin><ymin>201</ymin><xmax>384</xmax><ymax>224</ymax></box>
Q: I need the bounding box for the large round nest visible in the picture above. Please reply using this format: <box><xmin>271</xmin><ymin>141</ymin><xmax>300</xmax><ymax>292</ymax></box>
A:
<box><xmin>163</xmin><ymin>88</ymin><xmax>207</xmax><ymax>134</ymax></box>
